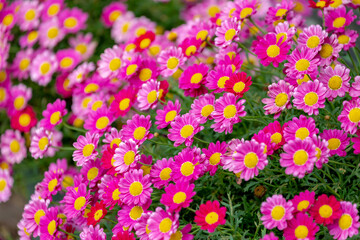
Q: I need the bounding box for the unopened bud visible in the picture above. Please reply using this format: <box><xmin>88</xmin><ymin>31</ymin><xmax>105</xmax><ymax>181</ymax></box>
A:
<box><xmin>324</xmin><ymin>115</ymin><xmax>330</xmax><ymax>120</ymax></box>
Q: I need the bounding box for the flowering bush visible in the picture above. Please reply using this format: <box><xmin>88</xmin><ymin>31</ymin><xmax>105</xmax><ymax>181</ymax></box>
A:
<box><xmin>0</xmin><ymin>0</ymin><xmax>360</xmax><ymax>239</ymax></box>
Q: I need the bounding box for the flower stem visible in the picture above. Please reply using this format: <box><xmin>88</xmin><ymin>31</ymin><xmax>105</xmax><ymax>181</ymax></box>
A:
<box><xmin>58</xmin><ymin>228</ymin><xmax>78</xmax><ymax>239</ymax></box>
<box><xmin>249</xmin><ymin>17</ymin><xmax>266</xmax><ymax>35</ymax></box>
<box><xmin>193</xmin><ymin>136</ymin><xmax>209</xmax><ymax>144</ymax></box>
<box><xmin>63</xmin><ymin>122</ymin><xmax>86</xmax><ymax>133</ymax></box>
<box><xmin>138</xmin><ymin>161</ymin><xmax>152</xmax><ymax>167</ymax></box>
<box><xmin>51</xmin><ymin>146</ymin><xmax>76</xmax><ymax>151</ymax></box>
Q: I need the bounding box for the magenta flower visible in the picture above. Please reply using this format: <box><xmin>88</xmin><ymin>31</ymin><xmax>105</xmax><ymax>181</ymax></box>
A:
<box><xmin>319</xmin><ymin>65</ymin><xmax>350</xmax><ymax>101</ymax></box>
<box><xmin>113</xmin><ymin>139</ymin><xmax>140</xmax><ymax>174</ymax></box>
<box><xmin>283</xmin><ymin>115</ymin><xmax>318</xmax><ymax>141</ymax></box>
<box><xmin>293</xmin><ymin>80</ymin><xmax>327</xmax><ymax>115</ymax></box>
<box><xmin>155</xmin><ymin>100</ymin><xmax>181</xmax><ymax>129</ymax></box>
<box><xmin>150</xmin><ymin>157</ymin><xmax>174</xmax><ymax>189</ymax></box>
<box><xmin>320</xmin><ymin>129</ymin><xmax>350</xmax><ymax>157</ymax></box>
<box><xmin>147</xmin><ymin>207</ymin><xmax>179</xmax><ymax>240</ymax></box>
<box><xmin>73</xmin><ymin>132</ymin><xmax>99</xmax><ymax>166</ymax></box>
<box><xmin>160</xmin><ymin>181</ymin><xmax>196</xmax><ymax>212</ymax></box>
<box><xmin>122</xmin><ymin>114</ymin><xmax>153</xmax><ymax>145</ymax></box>
<box><xmin>283</xmin><ymin>212</ymin><xmax>319</xmax><ymax>240</ymax></box>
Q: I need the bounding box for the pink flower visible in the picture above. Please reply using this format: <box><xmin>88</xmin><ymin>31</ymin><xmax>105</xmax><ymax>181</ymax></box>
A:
<box><xmin>39</xmin><ymin>207</ymin><xmax>61</xmax><ymax>239</ymax></box>
<box><xmin>168</xmin><ymin>113</ymin><xmax>204</xmax><ymax>147</ymax></box>
<box><xmin>284</xmin><ymin>47</ymin><xmax>320</xmax><ymax>79</ymax></box>
<box><xmin>283</xmin><ymin>212</ymin><xmax>319</xmax><ymax>240</ymax></box>
<box><xmin>117</xmin><ymin>200</ymin><xmax>151</xmax><ymax>231</ymax></box>
<box><xmin>113</xmin><ymin>139</ymin><xmax>140</xmax><ymax>174</ymax></box>
<box><xmin>58</xmin><ymin>7</ymin><xmax>88</xmax><ymax>34</ymax></box>
<box><xmin>29</xmin><ymin>127</ymin><xmax>52</xmax><ymax>159</ymax></box>
<box><xmin>320</xmin><ymin>129</ymin><xmax>349</xmax><ymax>157</ymax></box>
<box><xmin>350</xmin><ymin>76</ymin><xmax>360</xmax><ymax>98</ymax></box>
<box><xmin>137</xmin><ymin>79</ymin><xmax>159</xmax><ymax>111</ymax></box>
<box><xmin>214</xmin><ymin>18</ymin><xmax>241</xmax><ymax>48</ymax></box>
<box><xmin>0</xmin><ymin>129</ymin><xmax>26</xmax><ymax>164</ymax></box>
<box><xmin>291</xmin><ymin>190</ymin><xmax>315</xmax><ymax>214</ymax></box>
<box><xmin>189</xmin><ymin>94</ymin><xmax>215</xmax><ymax>124</ymax></box>
<box><xmin>61</xmin><ymin>183</ymin><xmax>90</xmax><ymax>219</ymax></box>
<box><xmin>283</xmin><ymin>115</ymin><xmax>318</xmax><ymax>141</ymax></box>
<box><xmin>293</xmin><ymin>80</ymin><xmax>327</xmax><ymax>115</ymax></box>
<box><xmin>84</xmin><ymin>107</ymin><xmax>113</xmax><ymax>135</ymax></box>
<box><xmin>30</xmin><ymin>50</ymin><xmax>58</xmax><ymax>86</ymax></box>
<box><xmin>312</xmin><ymin>135</ymin><xmax>330</xmax><ymax>169</ymax></box>
<box><xmin>80</xmin><ymin>225</ymin><xmax>106</xmax><ymax>240</ymax></box>
<box><xmin>157</xmin><ymin>47</ymin><xmax>185</xmax><ymax>77</ymax></box>
<box><xmin>160</xmin><ymin>181</ymin><xmax>196</xmax><ymax>212</ymax></box>
<box><xmin>56</xmin><ymin>49</ymin><xmax>81</xmax><ymax>73</ymax></box>
<box><xmin>297</xmin><ymin>24</ymin><xmax>328</xmax><ymax>52</ymax></box>
<box><xmin>319</xmin><ymin>65</ymin><xmax>350</xmax><ymax>100</ymax></box>
<box><xmin>147</xmin><ymin>207</ymin><xmax>179</xmax><ymax>240</ymax></box>
<box><xmin>324</xmin><ymin>6</ymin><xmax>356</xmax><ymax>32</ymax></box>
<box><xmin>317</xmin><ymin>34</ymin><xmax>343</xmax><ymax>66</ymax></box>
<box><xmin>73</xmin><ymin>132</ymin><xmax>99</xmax><ymax>166</ymax></box>
<box><xmin>179</xmin><ymin>63</ymin><xmax>208</xmax><ymax>90</ymax></box>
<box><xmin>101</xmin><ymin>2</ymin><xmax>127</xmax><ymax>27</ymax></box>
<box><xmin>202</xmin><ymin>141</ymin><xmax>227</xmax><ymax>176</ymax></box>
<box><xmin>260</xmin><ymin>194</ymin><xmax>294</xmax><ymax>230</ymax></box>
<box><xmin>39</xmin><ymin>18</ymin><xmax>65</xmax><ymax>49</ymax></box>
<box><xmin>22</xmin><ymin>199</ymin><xmax>50</xmax><ymax>237</ymax></box>
<box><xmin>0</xmin><ymin>169</ymin><xmax>13</xmax><ymax>202</ymax></box>
<box><xmin>97</xmin><ymin>45</ymin><xmax>123</xmax><ymax>79</ymax></box>
<box><xmin>171</xmin><ymin>148</ymin><xmax>203</xmax><ymax>183</ymax></box>
<box><xmin>122</xmin><ymin>114</ymin><xmax>153</xmax><ymax>145</ymax></box>
<box><xmin>338</xmin><ymin>98</ymin><xmax>360</xmax><ymax>134</ymax></box>
<box><xmin>206</xmin><ymin>64</ymin><xmax>232</xmax><ymax>93</ymax></box>
<box><xmin>150</xmin><ymin>157</ymin><xmax>174</xmax><ymax>189</ymax></box>
<box><xmin>40</xmin><ymin>99</ymin><xmax>67</xmax><ymax>130</ymax></box>
<box><xmin>155</xmin><ymin>100</ymin><xmax>181</xmax><ymax>129</ymax></box>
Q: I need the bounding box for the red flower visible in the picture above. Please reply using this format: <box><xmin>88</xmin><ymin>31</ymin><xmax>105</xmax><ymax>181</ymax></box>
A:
<box><xmin>101</xmin><ymin>145</ymin><xmax>118</xmax><ymax>175</ymax></box>
<box><xmin>309</xmin><ymin>194</ymin><xmax>342</xmax><ymax>225</ymax></box>
<box><xmin>194</xmin><ymin>200</ymin><xmax>226</xmax><ymax>233</ymax></box>
<box><xmin>225</xmin><ymin>72</ymin><xmax>252</xmax><ymax>97</ymax></box>
<box><xmin>179</xmin><ymin>37</ymin><xmax>202</xmax><ymax>58</ymax></box>
<box><xmin>134</xmin><ymin>31</ymin><xmax>155</xmax><ymax>52</ymax></box>
<box><xmin>112</xmin><ymin>230</ymin><xmax>136</xmax><ymax>240</ymax></box>
<box><xmin>308</xmin><ymin>0</ymin><xmax>334</xmax><ymax>9</ymax></box>
<box><xmin>87</xmin><ymin>201</ymin><xmax>107</xmax><ymax>226</ymax></box>
<box><xmin>10</xmin><ymin>106</ymin><xmax>37</xmax><ymax>132</ymax></box>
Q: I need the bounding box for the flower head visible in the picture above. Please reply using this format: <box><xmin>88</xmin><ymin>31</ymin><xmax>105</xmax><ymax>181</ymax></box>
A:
<box><xmin>194</xmin><ymin>200</ymin><xmax>227</xmax><ymax>233</ymax></box>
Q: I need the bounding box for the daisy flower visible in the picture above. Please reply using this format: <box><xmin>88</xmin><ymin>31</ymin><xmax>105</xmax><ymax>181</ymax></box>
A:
<box><xmin>69</xmin><ymin>33</ymin><xmax>97</xmax><ymax>61</ymax></box>
<box><xmin>312</xmin><ymin>135</ymin><xmax>330</xmax><ymax>169</ymax></box>
<box><xmin>150</xmin><ymin>157</ymin><xmax>174</xmax><ymax>189</ymax></box>
<box><xmin>284</xmin><ymin>47</ymin><xmax>320</xmax><ymax>79</ymax></box>
<box><xmin>134</xmin><ymin>58</ymin><xmax>159</xmax><ymax>86</ymax></box>
<box><xmin>98</xmin><ymin>175</ymin><xmax>121</xmax><ymax>209</ymax></box>
<box><xmin>291</xmin><ymin>190</ymin><xmax>316</xmax><ymax>213</ymax></box>
<box><xmin>260</xmin><ymin>194</ymin><xmax>294</xmax><ymax>230</ymax></box>
<box><xmin>297</xmin><ymin>24</ymin><xmax>328</xmax><ymax>52</ymax></box>
<box><xmin>17</xmin><ymin>218</ymin><xmax>32</xmax><ymax>240</ymax></box>
<box><xmin>310</xmin><ymin>194</ymin><xmax>342</xmax><ymax>225</ymax></box>
<box><xmin>179</xmin><ymin>63</ymin><xmax>208</xmax><ymax>90</ymax></box>
<box><xmin>113</xmin><ymin>139</ymin><xmax>140</xmax><ymax>174</ymax></box>
<box><xmin>179</xmin><ymin>37</ymin><xmax>202</xmax><ymax>58</ymax></box>
<box><xmin>22</xmin><ymin>199</ymin><xmax>50</xmax><ymax>237</ymax></box>
<box><xmin>231</xmin><ymin>140</ymin><xmax>268</xmax><ymax>181</ymax></box>
<box><xmin>320</xmin><ymin>129</ymin><xmax>349</xmax><ymax>157</ymax></box>
<box><xmin>328</xmin><ymin>201</ymin><xmax>360</xmax><ymax>240</ymax></box>
<box><xmin>225</xmin><ymin>72</ymin><xmax>252</xmax><ymax>97</ymax></box>
<box><xmin>111</xmin><ymin>12</ymin><xmax>135</xmax><ymax>43</ymax></box>
<box><xmin>39</xmin><ymin>18</ymin><xmax>65</xmax><ymax>49</ymax></box>
<box><xmin>349</xmin><ymin>76</ymin><xmax>360</xmax><ymax>98</ymax></box>
<box><xmin>318</xmin><ymin>34</ymin><xmax>343</xmax><ymax>66</ymax></box>
<box><xmin>59</xmin><ymin>7</ymin><xmax>88</xmax><ymax>34</ymax></box>
<box><xmin>19</xmin><ymin>30</ymin><xmax>39</xmax><ymax>48</ymax></box>
<box><xmin>155</xmin><ymin>100</ymin><xmax>181</xmax><ymax>129</ymax></box>
<box><xmin>117</xmin><ymin>201</ymin><xmax>151</xmax><ymax>231</ymax></box>
<box><xmin>87</xmin><ymin>201</ymin><xmax>107</xmax><ymax>226</ymax></box>
<box><xmin>274</xmin><ymin>21</ymin><xmax>296</xmax><ymax>44</ymax></box>
<box><xmin>252</xmin><ymin>33</ymin><xmax>291</xmax><ymax>67</ymax></box>
<box><xmin>157</xmin><ymin>47</ymin><xmax>186</xmax><ymax>77</ymax></box>
<box><xmin>309</xmin><ymin>0</ymin><xmax>333</xmax><ymax>8</ymax></box>
<box><xmin>265</xmin><ymin>1</ymin><xmax>295</xmax><ymax>25</ymax></box>
<box><xmin>160</xmin><ymin>182</ymin><xmax>196</xmax><ymax>212</ymax></box>
<box><xmin>103</xmin><ymin>127</ymin><xmax>123</xmax><ymax>150</ymax></box>
<box><xmin>0</xmin><ymin>169</ymin><xmax>12</xmax><ymax>202</ymax></box>
<box><xmin>169</xmin><ymin>224</ymin><xmax>193</xmax><ymax>240</ymax></box>
<box><xmin>262</xmin><ymin>80</ymin><xmax>294</xmax><ymax>119</ymax></box>
<box><xmin>84</xmin><ymin>107</ymin><xmax>113</xmax><ymax>135</ymax></box>
<box><xmin>81</xmin><ymin>158</ymin><xmax>104</xmax><ymax>188</ymax></box>
<box><xmin>10</xmin><ymin>106</ymin><xmax>37</xmax><ymax>133</ymax></box>
<box><xmin>97</xmin><ymin>45</ymin><xmax>123</xmax><ymax>79</ymax></box>
<box><xmin>338</xmin><ymin>98</ymin><xmax>360</xmax><ymax>134</ymax></box>
<box><xmin>40</xmin><ymin>99</ymin><xmax>67</xmax><ymax>130</ymax></box>
<box><xmin>325</xmin><ymin>7</ymin><xmax>356</xmax><ymax>32</ymax></box>
<box><xmin>0</xmin><ymin>129</ymin><xmax>26</xmax><ymax>164</ymax></box>
<box><xmin>283</xmin><ymin>115</ymin><xmax>318</xmax><ymax>141</ymax></box>
<box><xmin>280</xmin><ymin>138</ymin><xmax>317</xmax><ymax>178</ymax></box>
<box><xmin>80</xmin><ymin>225</ymin><xmax>106</xmax><ymax>240</ymax></box>
<box><xmin>61</xmin><ymin>183</ymin><xmax>90</xmax><ymax>219</ymax></box>
<box><xmin>17</xmin><ymin>1</ymin><xmax>41</xmax><ymax>31</ymax></box>
<box><xmin>119</xmin><ymin>169</ymin><xmax>153</xmax><ymax>206</ymax></box>
<box><xmin>56</xmin><ymin>49</ymin><xmax>81</xmax><ymax>73</ymax></box>
<box><xmin>73</xmin><ymin>132</ymin><xmax>99</xmax><ymax>167</ymax></box>
<box><xmin>0</xmin><ymin>8</ymin><xmax>16</xmax><ymax>29</ymax></box>
<box><xmin>319</xmin><ymin>65</ymin><xmax>350</xmax><ymax>100</ymax></box>
<box><xmin>202</xmin><ymin>141</ymin><xmax>227</xmax><ymax>176</ymax></box>
<box><xmin>147</xmin><ymin>207</ymin><xmax>179</xmax><ymax>240</ymax></box>
<box><xmin>122</xmin><ymin>114</ymin><xmax>153</xmax><ymax>145</ymax></box>
<box><xmin>293</xmin><ymin>80</ymin><xmax>327</xmax><ymax>115</ymax></box>
<box><xmin>337</xmin><ymin>29</ymin><xmax>358</xmax><ymax>51</ymax></box>
<box><xmin>11</xmin><ymin>48</ymin><xmax>33</xmax><ymax>80</ymax></box>
<box><xmin>29</xmin><ymin>127</ymin><xmax>52</xmax><ymax>159</ymax></box>
<box><xmin>211</xmin><ymin>93</ymin><xmax>246</xmax><ymax>134</ymax></box>
<box><xmin>206</xmin><ymin>64</ymin><xmax>232</xmax><ymax>93</ymax></box>
<box><xmin>283</xmin><ymin>212</ymin><xmax>319</xmax><ymax>240</ymax></box>
<box><xmin>260</xmin><ymin>232</ymin><xmax>279</xmax><ymax>240</ymax></box>
<box><xmin>171</xmin><ymin>148</ymin><xmax>203</xmax><ymax>183</ymax></box>
<box><xmin>263</xmin><ymin>121</ymin><xmax>286</xmax><ymax>150</ymax></box>
<box><xmin>134</xmin><ymin>31</ymin><xmax>156</xmax><ymax>52</ymax></box>
<box><xmin>252</xmin><ymin>130</ymin><xmax>276</xmax><ymax>155</ymax></box>
<box><xmin>194</xmin><ymin>200</ymin><xmax>226</xmax><ymax>233</ymax></box>
<box><xmin>168</xmin><ymin>113</ymin><xmax>204</xmax><ymax>147</ymax></box>
<box><xmin>30</xmin><ymin>50</ymin><xmax>58</xmax><ymax>86</ymax></box>
<box><xmin>214</xmin><ymin>18</ymin><xmax>241</xmax><ymax>48</ymax></box>
<box><xmin>137</xmin><ymin>79</ymin><xmax>159</xmax><ymax>111</ymax></box>
<box><xmin>234</xmin><ymin>0</ymin><xmax>258</xmax><ymax>20</ymax></box>
<box><xmin>39</xmin><ymin>207</ymin><xmax>60</xmax><ymax>239</ymax></box>
<box><xmin>101</xmin><ymin>2</ymin><xmax>127</xmax><ymax>27</ymax></box>
<box><xmin>189</xmin><ymin>94</ymin><xmax>215</xmax><ymax>124</ymax></box>
<box><xmin>41</xmin><ymin>0</ymin><xmax>64</xmax><ymax>20</ymax></box>
<box><xmin>9</xmin><ymin>83</ymin><xmax>32</xmax><ymax>114</ymax></box>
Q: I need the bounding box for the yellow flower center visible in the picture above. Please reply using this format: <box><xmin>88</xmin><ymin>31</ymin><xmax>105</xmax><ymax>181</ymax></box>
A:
<box><xmin>159</xmin><ymin>218</ymin><xmax>173</xmax><ymax>233</ymax></box>
<box><xmin>276</xmin><ymin>32</ymin><xmax>287</xmax><ymax>43</ymax></box>
<box><xmin>169</xmin><ymin>231</ymin><xmax>183</xmax><ymax>240</ymax></box>
<box><xmin>34</xmin><ymin>209</ymin><xmax>45</xmax><ymax>225</ymax></box>
<box><xmin>112</xmin><ymin>188</ymin><xmax>120</xmax><ymax>200</ymax></box>
<box><xmin>2</xmin><ymin>14</ymin><xmax>14</xmax><ymax>26</ymax></box>
<box><xmin>304</xmin><ymin>92</ymin><xmax>318</xmax><ymax>106</ymax></box>
<box><xmin>19</xmin><ymin>58</ymin><xmax>30</xmax><ymax>71</ymax></box>
<box><xmin>209</xmin><ymin>152</ymin><xmax>221</xmax><ymax>165</ymax></box>
<box><xmin>129</xmin><ymin>206</ymin><xmax>143</xmax><ymax>220</ymax></box>
<box><xmin>62</xmin><ymin>176</ymin><xmax>74</xmax><ymax>188</ymax></box>
<box><xmin>205</xmin><ymin>212</ymin><xmax>219</xmax><ymax>224</ymax></box>
<box><xmin>64</xmin><ymin>17</ymin><xmax>78</xmax><ymax>29</ymax></box>
<box><xmin>129</xmin><ymin>181</ymin><xmax>143</xmax><ymax>196</ymax></box>
<box><xmin>271</xmin><ymin>132</ymin><xmax>282</xmax><ymax>144</ymax></box>
<box><xmin>94</xmin><ymin>209</ymin><xmax>103</xmax><ymax>221</ymax></box>
<box><xmin>244</xmin><ymin>152</ymin><xmax>259</xmax><ymax>169</ymax></box>
<box><xmin>14</xmin><ymin>96</ymin><xmax>25</xmax><ymax>110</ymax></box>
<box><xmin>48</xmin><ymin>178</ymin><xmax>58</xmax><ymax>192</ymax></box>
<box><xmin>196</xmin><ymin>30</ymin><xmax>208</xmax><ymax>41</ymax></box>
<box><xmin>19</xmin><ymin>113</ymin><xmax>31</xmax><ymax>127</ymax></box>
<box><xmin>319</xmin><ymin>44</ymin><xmax>333</xmax><ymax>59</ymax></box>
<box><xmin>50</xmin><ymin>111</ymin><xmax>61</xmax><ymax>125</ymax></box>
<box><xmin>190</xmin><ymin>73</ymin><xmax>203</xmax><ymax>84</ymax></box>
<box><xmin>92</xmin><ymin>101</ymin><xmax>103</xmax><ymax>111</ymax></box>
<box><xmin>348</xmin><ymin>108</ymin><xmax>360</xmax><ymax>123</ymax></box>
<box><xmin>167</xmin><ymin>57</ymin><xmax>179</xmax><ymax>70</ymax></box>
<box><xmin>208</xmin><ymin>5</ymin><xmax>220</xmax><ymax>17</ymax></box>
<box><xmin>173</xmin><ymin>191</ymin><xmax>186</xmax><ymax>204</ymax></box>
<box><xmin>134</xmin><ymin>127</ymin><xmax>146</xmax><ymax>140</ymax></box>
<box><xmin>338</xmin><ymin>35</ymin><xmax>350</xmax><ymax>45</ymax></box>
<box><xmin>48</xmin><ymin>4</ymin><xmax>60</xmax><ymax>16</ymax></box>
<box><xmin>0</xmin><ymin>179</ymin><xmax>6</xmax><ymax>192</ymax></box>
<box><xmin>140</xmin><ymin>38</ymin><xmax>151</xmax><ymax>49</ymax></box>
<box><xmin>74</xmin><ymin>196</ymin><xmax>86</xmax><ymax>211</ymax></box>
<box><xmin>217</xmin><ymin>76</ymin><xmax>229</xmax><ymax>88</ymax></box>
<box><xmin>266</xmin><ymin>45</ymin><xmax>280</xmax><ymax>58</ymax></box>
<box><xmin>96</xmin><ymin>116</ymin><xmax>109</xmax><ymax>130</ymax></box>
<box><xmin>224</xmin><ymin>29</ymin><xmax>236</xmax><ymax>42</ymax></box>
<box><xmin>297</xmin><ymin>200</ymin><xmax>310</xmax><ymax>211</ymax></box>
<box><xmin>25</xmin><ymin>9</ymin><xmax>36</xmax><ymax>21</ymax></box>
<box><xmin>47</xmin><ymin>27</ymin><xmax>59</xmax><ymax>39</ymax></box>
<box><xmin>276</xmin><ymin>8</ymin><xmax>287</xmax><ymax>17</ymax></box>
<box><xmin>38</xmin><ymin>137</ymin><xmax>49</xmax><ymax>151</ymax></box>
<box><xmin>185</xmin><ymin>45</ymin><xmax>196</xmax><ymax>56</ymax></box>
<box><xmin>233</xmin><ymin>82</ymin><xmax>245</xmax><ymax>93</ymax></box>
<box><xmin>87</xmin><ymin>167</ymin><xmax>99</xmax><ymax>181</ymax></box>
<box><xmin>339</xmin><ymin>214</ymin><xmax>353</xmax><ymax>230</ymax></box>
<box><xmin>223</xmin><ymin>105</ymin><xmax>237</xmax><ymax>119</ymax></box>
<box><xmin>40</xmin><ymin>62</ymin><xmax>51</xmax><ymax>75</ymax></box>
<box><xmin>201</xmin><ymin>105</ymin><xmax>214</xmax><ymax>117</ymax></box>
<box><xmin>180</xmin><ymin>162</ymin><xmax>195</xmax><ymax>176</ymax></box>
<box><xmin>333</xmin><ymin>17</ymin><xmax>346</xmax><ymax>28</ymax></box>
<box><xmin>10</xmin><ymin>140</ymin><xmax>20</xmax><ymax>153</ymax></box>
<box><xmin>149</xmin><ymin>45</ymin><xmax>161</xmax><ymax>56</ymax></box>
<box><xmin>295</xmin><ymin>59</ymin><xmax>310</xmax><ymax>72</ymax></box>
<box><xmin>294</xmin><ymin>225</ymin><xmax>309</xmax><ymax>239</ymax></box>
<box><xmin>109</xmin><ymin>10</ymin><xmax>121</xmax><ymax>22</ymax></box>
<box><xmin>293</xmin><ymin>150</ymin><xmax>309</xmax><ymax>166</ymax></box>
<box><xmin>275</xmin><ymin>93</ymin><xmax>288</xmax><ymax>107</ymax></box>
<box><xmin>306</xmin><ymin>36</ymin><xmax>320</xmax><ymax>49</ymax></box>
<box><xmin>180</xmin><ymin>125</ymin><xmax>194</xmax><ymax>138</ymax></box>
<box><xmin>240</xmin><ymin>7</ymin><xmax>253</xmax><ymax>18</ymax></box>
<box><xmin>147</xmin><ymin>90</ymin><xmax>157</xmax><ymax>104</ymax></box>
<box><xmin>47</xmin><ymin>220</ymin><xmax>56</xmax><ymax>236</ymax></box>
<box><xmin>76</xmin><ymin>44</ymin><xmax>87</xmax><ymax>55</ymax></box>
<box><xmin>60</xmin><ymin>57</ymin><xmax>73</xmax><ymax>68</ymax></box>
<box><xmin>82</xmin><ymin>144</ymin><xmax>94</xmax><ymax>157</ymax></box>
<box><xmin>165</xmin><ymin>110</ymin><xmax>177</xmax><ymax>122</ymax></box>
<box><xmin>315</xmin><ymin>147</ymin><xmax>322</xmax><ymax>160</ymax></box>
<box><xmin>328</xmin><ymin>75</ymin><xmax>342</xmax><ymax>90</ymax></box>
<box><xmin>271</xmin><ymin>206</ymin><xmax>285</xmax><ymax>220</ymax></box>
<box><xmin>124</xmin><ymin>151</ymin><xmax>135</xmax><ymax>165</ymax></box>
<box><xmin>109</xmin><ymin>58</ymin><xmax>121</xmax><ymax>71</ymax></box>
<box><xmin>295</xmin><ymin>127</ymin><xmax>310</xmax><ymax>140</ymax></box>
<box><xmin>160</xmin><ymin>167</ymin><xmax>172</xmax><ymax>180</ymax></box>
<box><xmin>319</xmin><ymin>204</ymin><xmax>333</xmax><ymax>218</ymax></box>
<box><xmin>117</xmin><ymin>98</ymin><xmax>129</xmax><ymax>111</ymax></box>
<box><xmin>139</xmin><ymin>68</ymin><xmax>152</xmax><ymax>81</ymax></box>
<box><xmin>27</xmin><ymin>31</ymin><xmax>38</xmax><ymax>42</ymax></box>
<box><xmin>328</xmin><ymin>138</ymin><xmax>341</xmax><ymax>150</ymax></box>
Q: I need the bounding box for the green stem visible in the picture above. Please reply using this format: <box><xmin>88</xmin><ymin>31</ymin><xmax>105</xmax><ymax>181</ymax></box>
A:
<box><xmin>193</xmin><ymin>136</ymin><xmax>210</xmax><ymax>144</ymax></box>
<box><xmin>249</xmin><ymin>17</ymin><xmax>266</xmax><ymax>35</ymax></box>
<box><xmin>238</xmin><ymin>42</ymin><xmax>256</xmax><ymax>57</ymax></box>
<box><xmin>328</xmin><ymin>160</ymin><xmax>355</xmax><ymax>168</ymax></box>
<box><xmin>347</xmin><ymin>51</ymin><xmax>358</xmax><ymax>74</ymax></box>
<box><xmin>148</xmin><ymin>138</ymin><xmax>172</xmax><ymax>146</ymax></box>
<box><xmin>187</xmin><ymin>207</ymin><xmax>196</xmax><ymax>213</ymax></box>
<box><xmin>253</xmin><ymin>177</ymin><xmax>277</xmax><ymax>188</ymax></box>
<box><xmin>138</xmin><ymin>161</ymin><xmax>152</xmax><ymax>167</ymax></box>
<box><xmin>62</xmin><ymin>122</ymin><xmax>86</xmax><ymax>133</ymax></box>
<box><xmin>104</xmin><ymin>217</ymin><xmax>117</xmax><ymax>224</ymax></box>
<box><xmin>51</xmin><ymin>146</ymin><xmax>75</xmax><ymax>151</ymax></box>
<box><xmin>58</xmin><ymin>228</ymin><xmax>78</xmax><ymax>239</ymax></box>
